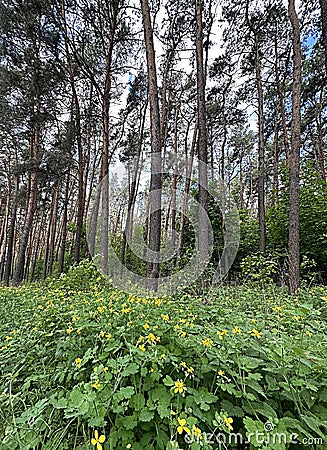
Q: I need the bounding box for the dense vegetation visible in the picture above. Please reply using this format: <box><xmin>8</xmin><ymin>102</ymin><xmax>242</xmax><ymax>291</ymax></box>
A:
<box><xmin>1</xmin><ymin>0</ymin><xmax>327</xmax><ymax>448</ymax></box>
<box><xmin>0</xmin><ymin>265</ymin><xmax>326</xmax><ymax>449</ymax></box>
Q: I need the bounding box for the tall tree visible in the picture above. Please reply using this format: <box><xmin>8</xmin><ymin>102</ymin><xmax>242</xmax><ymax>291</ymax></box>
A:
<box><xmin>320</xmin><ymin>0</ymin><xmax>327</xmax><ymax>76</ymax></box>
<box><xmin>141</xmin><ymin>0</ymin><xmax>162</xmax><ymax>291</ymax></box>
<box><xmin>245</xmin><ymin>0</ymin><xmax>266</xmax><ymax>254</ymax></box>
<box><xmin>288</xmin><ymin>0</ymin><xmax>302</xmax><ymax>294</ymax></box>
<box><xmin>195</xmin><ymin>0</ymin><xmax>209</xmax><ymax>263</ymax></box>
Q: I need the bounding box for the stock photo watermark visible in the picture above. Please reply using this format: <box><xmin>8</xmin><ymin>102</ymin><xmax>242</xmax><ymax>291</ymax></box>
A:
<box><xmin>183</xmin><ymin>421</ymin><xmax>324</xmax><ymax>448</ymax></box>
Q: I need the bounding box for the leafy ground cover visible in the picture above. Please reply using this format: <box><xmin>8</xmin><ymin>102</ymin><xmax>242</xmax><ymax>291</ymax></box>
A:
<box><xmin>0</xmin><ymin>271</ymin><xmax>326</xmax><ymax>449</ymax></box>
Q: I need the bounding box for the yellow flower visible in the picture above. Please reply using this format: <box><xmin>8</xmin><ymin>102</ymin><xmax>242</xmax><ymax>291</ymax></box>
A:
<box><xmin>139</xmin><ymin>344</ymin><xmax>146</xmax><ymax>351</ymax></box>
<box><xmin>106</xmin><ymin>333</ymin><xmax>112</xmax><ymax>340</ymax></box>
<box><xmin>170</xmin><ymin>410</ymin><xmax>177</xmax><ymax>415</ymax></box>
<box><xmin>232</xmin><ymin>326</ymin><xmax>242</xmax><ymax>334</ymax></box>
<box><xmin>306</xmin><ymin>330</ymin><xmax>313</xmax><ymax>337</ymax></box>
<box><xmin>146</xmin><ymin>333</ymin><xmax>160</xmax><ymax>344</ymax></box>
<box><xmin>218</xmin><ymin>370</ymin><xmax>225</xmax><ymax>376</ymax></box>
<box><xmin>293</xmin><ymin>316</ymin><xmax>301</xmax><ymax>321</ymax></box>
<box><xmin>91</xmin><ymin>430</ymin><xmax>106</xmax><ymax>450</ymax></box>
<box><xmin>192</xmin><ymin>424</ymin><xmax>202</xmax><ymax>438</ymax></box>
<box><xmin>103</xmin><ymin>367</ymin><xmax>108</xmax><ymax>372</ymax></box>
<box><xmin>75</xmin><ymin>358</ymin><xmax>82</xmax><ymax>369</ymax></box>
<box><xmin>188</xmin><ymin>366</ymin><xmax>194</xmax><ymax>375</ymax></box>
<box><xmin>202</xmin><ymin>338</ymin><xmax>213</xmax><ymax>347</ymax></box>
<box><xmin>91</xmin><ymin>379</ymin><xmax>101</xmax><ymax>390</ymax></box>
<box><xmin>161</xmin><ymin>314</ymin><xmax>169</xmax><ymax>321</ymax></box>
<box><xmin>224</xmin><ymin>415</ymin><xmax>233</xmax><ymax>431</ymax></box>
<box><xmin>249</xmin><ymin>328</ymin><xmax>262</xmax><ymax>339</ymax></box>
<box><xmin>251</xmin><ymin>319</ymin><xmax>256</xmax><ymax>324</ymax></box>
<box><xmin>273</xmin><ymin>306</ymin><xmax>282</xmax><ymax>313</ymax></box>
<box><xmin>126</xmin><ymin>445</ymin><xmax>132</xmax><ymax>449</ymax></box>
<box><xmin>174</xmin><ymin>379</ymin><xmax>187</xmax><ymax>395</ymax></box>
<box><xmin>136</xmin><ymin>335</ymin><xmax>144</xmax><ymax>346</ymax></box>
<box><xmin>180</xmin><ymin>361</ymin><xmax>187</xmax><ymax>368</ymax></box>
<box><xmin>160</xmin><ymin>353</ymin><xmax>166</xmax><ymax>360</ymax></box>
<box><xmin>66</xmin><ymin>326</ymin><xmax>73</xmax><ymax>333</ymax></box>
<box><xmin>218</xmin><ymin>330</ymin><xmax>228</xmax><ymax>340</ymax></box>
<box><xmin>143</xmin><ymin>323</ymin><xmax>150</xmax><ymax>330</ymax></box>
<box><xmin>177</xmin><ymin>417</ymin><xmax>190</xmax><ymax>434</ymax></box>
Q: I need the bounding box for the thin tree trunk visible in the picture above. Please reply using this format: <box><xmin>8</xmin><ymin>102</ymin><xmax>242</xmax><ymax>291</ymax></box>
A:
<box><xmin>58</xmin><ymin>171</ymin><xmax>70</xmax><ymax>274</ymax></box>
<box><xmin>62</xmin><ymin>0</ymin><xmax>84</xmax><ymax>265</ymax></box>
<box><xmin>171</xmin><ymin>102</ymin><xmax>180</xmax><ymax>249</ymax></box>
<box><xmin>12</xmin><ymin>99</ymin><xmax>41</xmax><ymax>285</ymax></box>
<box><xmin>120</xmin><ymin>97</ymin><xmax>148</xmax><ymax>266</ymax></box>
<box><xmin>141</xmin><ymin>0</ymin><xmax>163</xmax><ymax>291</ymax></box>
<box><xmin>320</xmin><ymin>0</ymin><xmax>327</xmax><ymax>76</ymax></box>
<box><xmin>176</xmin><ymin>117</ymin><xmax>198</xmax><ymax>266</ymax></box>
<box><xmin>288</xmin><ymin>0</ymin><xmax>302</xmax><ymax>294</ymax></box>
<box><xmin>273</xmin><ymin>116</ymin><xmax>280</xmax><ymax>205</ymax></box>
<box><xmin>246</xmin><ymin>2</ymin><xmax>266</xmax><ymax>253</ymax></box>
<box><xmin>48</xmin><ymin>180</ymin><xmax>60</xmax><ymax>275</ymax></box>
<box><xmin>274</xmin><ymin>32</ymin><xmax>290</xmax><ymax>163</ymax></box>
<box><xmin>195</xmin><ymin>0</ymin><xmax>209</xmax><ymax>264</ymax></box>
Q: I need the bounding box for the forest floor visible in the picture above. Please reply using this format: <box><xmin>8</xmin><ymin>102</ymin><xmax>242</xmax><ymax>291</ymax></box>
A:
<box><xmin>0</xmin><ymin>271</ymin><xmax>326</xmax><ymax>449</ymax></box>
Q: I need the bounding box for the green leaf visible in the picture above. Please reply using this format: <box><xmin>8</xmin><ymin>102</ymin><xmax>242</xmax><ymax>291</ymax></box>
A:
<box><xmin>139</xmin><ymin>407</ymin><xmax>155</xmax><ymax>422</ymax></box>
<box><xmin>163</xmin><ymin>375</ymin><xmax>174</xmax><ymax>387</ymax></box>
<box><xmin>113</xmin><ymin>386</ymin><xmax>135</xmax><ymax>402</ymax></box>
<box><xmin>122</xmin><ymin>362</ymin><xmax>139</xmax><ymax>377</ymax></box>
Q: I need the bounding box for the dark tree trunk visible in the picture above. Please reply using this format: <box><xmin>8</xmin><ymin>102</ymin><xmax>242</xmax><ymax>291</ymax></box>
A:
<box><xmin>120</xmin><ymin>97</ymin><xmax>148</xmax><ymax>266</ymax></box>
<box><xmin>141</xmin><ymin>0</ymin><xmax>163</xmax><ymax>291</ymax></box>
<box><xmin>12</xmin><ymin>100</ymin><xmax>41</xmax><ymax>285</ymax></box>
<box><xmin>320</xmin><ymin>0</ymin><xmax>327</xmax><ymax>76</ymax></box>
<box><xmin>288</xmin><ymin>0</ymin><xmax>302</xmax><ymax>295</ymax></box>
<box><xmin>58</xmin><ymin>171</ymin><xmax>70</xmax><ymax>274</ymax></box>
<box><xmin>195</xmin><ymin>0</ymin><xmax>209</xmax><ymax>264</ymax></box>
<box><xmin>176</xmin><ymin>116</ymin><xmax>198</xmax><ymax>267</ymax></box>
<box><xmin>246</xmin><ymin>2</ymin><xmax>266</xmax><ymax>254</ymax></box>
<box><xmin>61</xmin><ymin>0</ymin><xmax>84</xmax><ymax>265</ymax></box>
<box><xmin>4</xmin><ymin>176</ymin><xmax>19</xmax><ymax>286</ymax></box>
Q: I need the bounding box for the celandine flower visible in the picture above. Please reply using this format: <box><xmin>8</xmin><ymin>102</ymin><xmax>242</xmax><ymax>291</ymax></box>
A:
<box><xmin>177</xmin><ymin>417</ymin><xmax>190</xmax><ymax>434</ymax></box>
<box><xmin>91</xmin><ymin>430</ymin><xmax>105</xmax><ymax>450</ymax></box>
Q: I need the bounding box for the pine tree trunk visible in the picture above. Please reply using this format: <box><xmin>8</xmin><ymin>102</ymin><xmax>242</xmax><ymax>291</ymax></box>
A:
<box><xmin>176</xmin><ymin>117</ymin><xmax>198</xmax><ymax>267</ymax></box>
<box><xmin>320</xmin><ymin>0</ymin><xmax>327</xmax><ymax>76</ymax></box>
<box><xmin>141</xmin><ymin>0</ymin><xmax>163</xmax><ymax>291</ymax></box>
<box><xmin>288</xmin><ymin>0</ymin><xmax>302</xmax><ymax>294</ymax></box>
<box><xmin>195</xmin><ymin>0</ymin><xmax>209</xmax><ymax>264</ymax></box>
<box><xmin>12</xmin><ymin>100</ymin><xmax>41</xmax><ymax>285</ymax></box>
<box><xmin>58</xmin><ymin>172</ymin><xmax>70</xmax><ymax>274</ymax></box>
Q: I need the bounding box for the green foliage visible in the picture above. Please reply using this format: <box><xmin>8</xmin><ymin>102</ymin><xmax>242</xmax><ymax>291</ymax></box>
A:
<box><xmin>49</xmin><ymin>260</ymin><xmax>106</xmax><ymax>290</ymax></box>
<box><xmin>240</xmin><ymin>253</ymin><xmax>280</xmax><ymax>283</ymax></box>
<box><xmin>0</xmin><ymin>279</ymin><xmax>326</xmax><ymax>449</ymax></box>
<box><xmin>267</xmin><ymin>166</ymin><xmax>327</xmax><ymax>281</ymax></box>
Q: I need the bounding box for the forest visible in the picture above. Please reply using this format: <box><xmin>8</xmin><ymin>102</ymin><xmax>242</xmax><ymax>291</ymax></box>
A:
<box><xmin>0</xmin><ymin>0</ymin><xmax>327</xmax><ymax>449</ymax></box>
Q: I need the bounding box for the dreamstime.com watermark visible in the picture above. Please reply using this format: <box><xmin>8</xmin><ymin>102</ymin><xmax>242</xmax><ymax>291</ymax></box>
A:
<box><xmin>183</xmin><ymin>421</ymin><xmax>324</xmax><ymax>447</ymax></box>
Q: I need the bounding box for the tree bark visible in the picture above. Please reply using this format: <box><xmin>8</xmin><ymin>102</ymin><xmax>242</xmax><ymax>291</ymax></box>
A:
<box><xmin>320</xmin><ymin>0</ymin><xmax>327</xmax><ymax>77</ymax></box>
<box><xmin>288</xmin><ymin>0</ymin><xmax>302</xmax><ymax>295</ymax></box>
<box><xmin>12</xmin><ymin>99</ymin><xmax>41</xmax><ymax>285</ymax></box>
<box><xmin>61</xmin><ymin>0</ymin><xmax>84</xmax><ymax>265</ymax></box>
<box><xmin>246</xmin><ymin>3</ymin><xmax>266</xmax><ymax>254</ymax></box>
<box><xmin>195</xmin><ymin>0</ymin><xmax>209</xmax><ymax>264</ymax></box>
<box><xmin>141</xmin><ymin>0</ymin><xmax>163</xmax><ymax>291</ymax></box>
